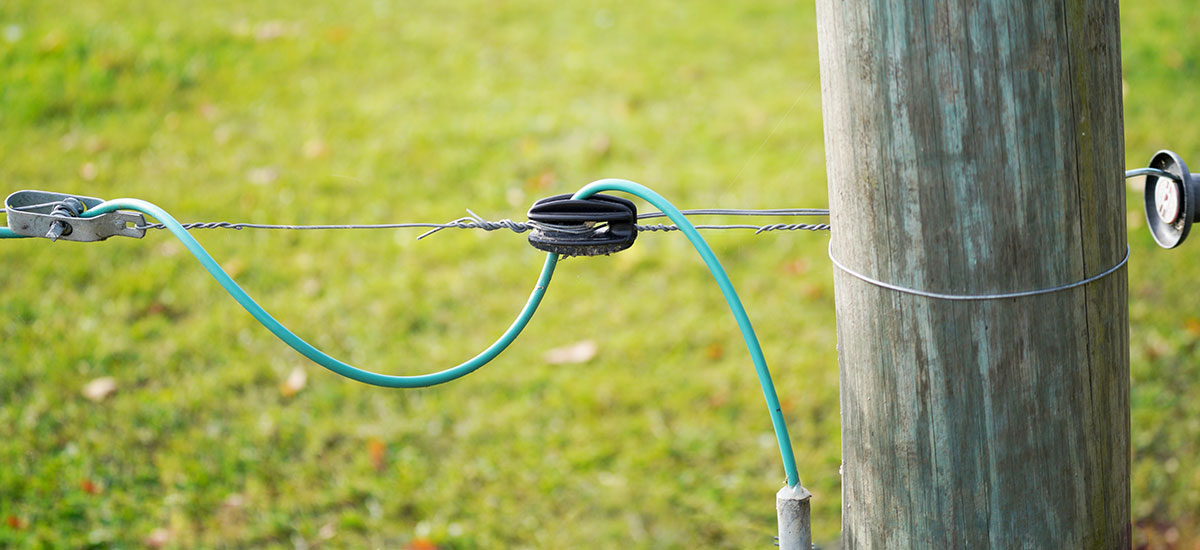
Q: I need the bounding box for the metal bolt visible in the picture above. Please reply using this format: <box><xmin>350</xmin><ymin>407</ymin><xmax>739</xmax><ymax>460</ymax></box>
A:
<box><xmin>45</xmin><ymin>221</ymin><xmax>71</xmax><ymax>242</ymax></box>
<box><xmin>44</xmin><ymin>197</ymin><xmax>85</xmax><ymax>242</ymax></box>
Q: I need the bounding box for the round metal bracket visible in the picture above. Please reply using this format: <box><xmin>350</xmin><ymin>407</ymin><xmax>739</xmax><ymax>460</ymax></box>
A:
<box><xmin>1144</xmin><ymin>150</ymin><xmax>1198</xmax><ymax>249</ymax></box>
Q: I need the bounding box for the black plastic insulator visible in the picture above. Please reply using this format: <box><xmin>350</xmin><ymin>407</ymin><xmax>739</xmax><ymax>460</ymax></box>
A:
<box><xmin>526</xmin><ymin>193</ymin><xmax>638</xmax><ymax>256</ymax></box>
<box><xmin>1144</xmin><ymin>150</ymin><xmax>1200</xmax><ymax>249</ymax></box>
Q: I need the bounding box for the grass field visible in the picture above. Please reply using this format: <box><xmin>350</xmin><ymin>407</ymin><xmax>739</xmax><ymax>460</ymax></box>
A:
<box><xmin>1</xmin><ymin>1</ymin><xmax>1197</xmax><ymax>548</ymax></box>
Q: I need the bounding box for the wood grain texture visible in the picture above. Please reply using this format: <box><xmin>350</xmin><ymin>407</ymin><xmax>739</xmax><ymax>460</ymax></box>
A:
<box><xmin>814</xmin><ymin>0</ymin><xmax>1129</xmax><ymax>547</ymax></box>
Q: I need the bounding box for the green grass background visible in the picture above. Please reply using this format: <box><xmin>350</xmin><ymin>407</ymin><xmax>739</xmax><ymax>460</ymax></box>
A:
<box><xmin>0</xmin><ymin>1</ymin><xmax>1196</xmax><ymax>548</ymax></box>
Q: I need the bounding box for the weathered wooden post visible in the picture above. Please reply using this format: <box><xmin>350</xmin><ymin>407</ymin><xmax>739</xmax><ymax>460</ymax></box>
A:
<box><xmin>815</xmin><ymin>0</ymin><xmax>1130</xmax><ymax>547</ymax></box>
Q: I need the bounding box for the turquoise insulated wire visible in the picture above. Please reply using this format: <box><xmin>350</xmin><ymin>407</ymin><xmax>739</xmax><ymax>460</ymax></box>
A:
<box><xmin>80</xmin><ymin>187</ymin><xmax>799</xmax><ymax>488</ymax></box>
<box><xmin>0</xmin><ymin>227</ymin><xmax>26</xmax><ymax>239</ymax></box>
<box><xmin>571</xmin><ymin>179</ymin><xmax>801</xmax><ymax>489</ymax></box>
<box><xmin>82</xmin><ymin>199</ymin><xmax>559</xmax><ymax>388</ymax></box>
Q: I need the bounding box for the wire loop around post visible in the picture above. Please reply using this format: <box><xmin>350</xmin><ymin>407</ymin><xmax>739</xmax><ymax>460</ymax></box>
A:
<box><xmin>828</xmin><ymin>240</ymin><xmax>1129</xmax><ymax>301</ymax></box>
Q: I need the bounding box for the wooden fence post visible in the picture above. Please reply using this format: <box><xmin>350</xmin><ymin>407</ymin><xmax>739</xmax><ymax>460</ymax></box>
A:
<box><xmin>814</xmin><ymin>0</ymin><xmax>1130</xmax><ymax>547</ymax></box>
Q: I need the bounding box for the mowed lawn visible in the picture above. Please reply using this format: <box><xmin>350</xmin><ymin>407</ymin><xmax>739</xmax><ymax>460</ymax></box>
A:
<box><xmin>0</xmin><ymin>1</ymin><xmax>1197</xmax><ymax>548</ymax></box>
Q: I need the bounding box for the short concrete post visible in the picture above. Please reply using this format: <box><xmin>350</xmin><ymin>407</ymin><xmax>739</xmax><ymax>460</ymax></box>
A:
<box><xmin>776</xmin><ymin>484</ymin><xmax>812</xmax><ymax>550</ymax></box>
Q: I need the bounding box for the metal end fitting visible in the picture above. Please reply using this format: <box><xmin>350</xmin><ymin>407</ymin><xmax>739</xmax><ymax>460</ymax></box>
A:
<box><xmin>4</xmin><ymin>190</ymin><xmax>146</xmax><ymax>242</ymax></box>
<box><xmin>1144</xmin><ymin>150</ymin><xmax>1200</xmax><ymax>249</ymax></box>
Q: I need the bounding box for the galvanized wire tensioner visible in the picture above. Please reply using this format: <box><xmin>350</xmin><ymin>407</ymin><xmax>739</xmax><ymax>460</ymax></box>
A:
<box><xmin>4</xmin><ymin>190</ymin><xmax>146</xmax><ymax>242</ymax></box>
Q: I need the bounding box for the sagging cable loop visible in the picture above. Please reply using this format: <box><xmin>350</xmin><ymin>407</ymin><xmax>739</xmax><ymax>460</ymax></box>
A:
<box><xmin>8</xmin><ymin>187</ymin><xmax>805</xmax><ymax>490</ymax></box>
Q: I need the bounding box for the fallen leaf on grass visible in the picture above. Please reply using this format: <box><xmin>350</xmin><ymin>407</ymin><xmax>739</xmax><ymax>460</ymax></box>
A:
<box><xmin>325</xmin><ymin>26</ymin><xmax>351</xmax><ymax>44</ymax></box>
<box><xmin>1185</xmin><ymin>318</ymin><xmax>1200</xmax><ymax>339</ymax></box>
<box><xmin>223</xmin><ymin>493</ymin><xmax>245</xmax><ymax>510</ymax></box>
<box><xmin>248</xmin><ymin>166</ymin><xmax>278</xmax><ymax>185</ymax></box>
<box><xmin>1144</xmin><ymin>336</ymin><xmax>1169</xmax><ymax>361</ymax></box>
<box><xmin>543</xmin><ymin>340</ymin><xmax>598</xmax><ymax>365</ymax></box>
<box><xmin>5</xmin><ymin>515</ymin><xmax>24</xmax><ymax>529</ymax></box>
<box><xmin>38</xmin><ymin>30</ymin><xmax>65</xmax><ymax>53</ymax></box>
<box><xmin>303</xmin><ymin>138</ymin><xmax>329</xmax><ymax>159</ymax></box>
<box><xmin>79</xmin><ymin>162</ymin><xmax>97</xmax><ymax>181</ymax></box>
<box><xmin>525</xmin><ymin>170</ymin><xmax>556</xmax><ymax>190</ymax></box>
<box><xmin>408</xmin><ymin>538</ymin><xmax>438</xmax><ymax>550</ymax></box>
<box><xmin>368</xmin><ymin>437</ymin><xmax>386</xmax><ymax>472</ymax></box>
<box><xmin>319</xmin><ymin>522</ymin><xmax>336</xmax><ymax>540</ymax></box>
<box><xmin>145</xmin><ymin>528</ymin><xmax>170</xmax><ymax>548</ymax></box>
<box><xmin>199</xmin><ymin>103</ymin><xmax>220</xmax><ymax>122</ymax></box>
<box><xmin>782</xmin><ymin>259</ymin><xmax>811</xmax><ymax>276</ymax></box>
<box><xmin>217</xmin><ymin>493</ymin><xmax>246</xmax><ymax>528</ymax></box>
<box><xmin>80</xmin><ymin>479</ymin><xmax>101</xmax><ymax>495</ymax></box>
<box><xmin>280</xmin><ymin>367</ymin><xmax>307</xmax><ymax>398</ymax></box>
<box><xmin>590</xmin><ymin>133</ymin><xmax>612</xmax><ymax>156</ymax></box>
<box><xmin>223</xmin><ymin>258</ymin><xmax>245</xmax><ymax>278</ymax></box>
<box><xmin>780</xmin><ymin>398</ymin><xmax>795</xmax><ymax>414</ymax></box>
<box><xmin>83</xmin><ymin>136</ymin><xmax>108</xmax><ymax>154</ymax></box>
<box><xmin>82</xmin><ymin>377</ymin><xmax>117</xmax><ymax>402</ymax></box>
<box><xmin>254</xmin><ymin>21</ymin><xmax>296</xmax><ymax>42</ymax></box>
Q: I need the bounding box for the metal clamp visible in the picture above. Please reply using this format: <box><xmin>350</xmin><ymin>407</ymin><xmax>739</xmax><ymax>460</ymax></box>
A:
<box><xmin>4</xmin><ymin>190</ymin><xmax>146</xmax><ymax>242</ymax></box>
<box><xmin>526</xmin><ymin>193</ymin><xmax>638</xmax><ymax>256</ymax></box>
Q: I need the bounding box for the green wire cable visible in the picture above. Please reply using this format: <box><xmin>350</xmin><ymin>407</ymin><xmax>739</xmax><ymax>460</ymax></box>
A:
<box><xmin>84</xmin><ymin>199</ymin><xmax>559</xmax><ymax>388</ymax></box>
<box><xmin>0</xmin><ymin>227</ymin><xmax>28</xmax><ymax>239</ymax></box>
<box><xmin>571</xmin><ymin>179</ymin><xmax>801</xmax><ymax>488</ymax></box>
<box><xmin>23</xmin><ymin>184</ymin><xmax>800</xmax><ymax>487</ymax></box>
